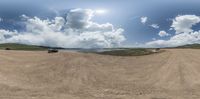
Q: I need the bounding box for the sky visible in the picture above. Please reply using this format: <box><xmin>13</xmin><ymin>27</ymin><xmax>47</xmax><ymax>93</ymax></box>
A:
<box><xmin>0</xmin><ymin>0</ymin><xmax>200</xmax><ymax>48</ymax></box>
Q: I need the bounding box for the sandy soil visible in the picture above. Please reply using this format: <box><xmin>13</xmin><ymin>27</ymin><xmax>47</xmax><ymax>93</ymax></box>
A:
<box><xmin>0</xmin><ymin>49</ymin><xmax>200</xmax><ymax>99</ymax></box>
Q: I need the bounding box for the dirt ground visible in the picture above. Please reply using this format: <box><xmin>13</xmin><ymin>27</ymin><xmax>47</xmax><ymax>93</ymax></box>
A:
<box><xmin>0</xmin><ymin>49</ymin><xmax>200</xmax><ymax>99</ymax></box>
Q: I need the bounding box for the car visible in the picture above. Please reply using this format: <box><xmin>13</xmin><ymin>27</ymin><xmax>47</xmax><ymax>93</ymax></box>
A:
<box><xmin>48</xmin><ymin>49</ymin><xmax>58</xmax><ymax>53</ymax></box>
<box><xmin>5</xmin><ymin>48</ymin><xmax>11</xmax><ymax>50</ymax></box>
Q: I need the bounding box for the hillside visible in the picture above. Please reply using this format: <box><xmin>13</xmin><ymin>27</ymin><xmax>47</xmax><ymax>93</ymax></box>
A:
<box><xmin>0</xmin><ymin>43</ymin><xmax>50</xmax><ymax>51</ymax></box>
<box><xmin>176</xmin><ymin>44</ymin><xmax>200</xmax><ymax>49</ymax></box>
<box><xmin>96</xmin><ymin>48</ymin><xmax>156</xmax><ymax>56</ymax></box>
<box><xmin>0</xmin><ymin>43</ymin><xmax>160</xmax><ymax>56</ymax></box>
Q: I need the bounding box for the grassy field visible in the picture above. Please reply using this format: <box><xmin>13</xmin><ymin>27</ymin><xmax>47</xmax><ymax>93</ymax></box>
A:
<box><xmin>176</xmin><ymin>44</ymin><xmax>200</xmax><ymax>49</ymax></box>
<box><xmin>0</xmin><ymin>43</ymin><xmax>48</xmax><ymax>51</ymax></box>
<box><xmin>0</xmin><ymin>43</ymin><xmax>160</xmax><ymax>56</ymax></box>
<box><xmin>96</xmin><ymin>48</ymin><xmax>155</xmax><ymax>56</ymax></box>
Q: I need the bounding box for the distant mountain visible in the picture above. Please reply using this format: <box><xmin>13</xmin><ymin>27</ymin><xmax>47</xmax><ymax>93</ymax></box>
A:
<box><xmin>0</xmin><ymin>43</ymin><xmax>47</xmax><ymax>51</ymax></box>
<box><xmin>0</xmin><ymin>43</ymin><xmax>64</xmax><ymax>51</ymax></box>
<box><xmin>176</xmin><ymin>44</ymin><xmax>200</xmax><ymax>49</ymax></box>
<box><xmin>0</xmin><ymin>43</ymin><xmax>122</xmax><ymax>52</ymax></box>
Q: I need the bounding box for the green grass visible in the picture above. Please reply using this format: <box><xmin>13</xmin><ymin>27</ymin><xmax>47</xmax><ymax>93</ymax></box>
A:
<box><xmin>176</xmin><ymin>44</ymin><xmax>200</xmax><ymax>49</ymax></box>
<box><xmin>0</xmin><ymin>43</ymin><xmax>48</xmax><ymax>51</ymax></box>
<box><xmin>96</xmin><ymin>48</ymin><xmax>155</xmax><ymax>56</ymax></box>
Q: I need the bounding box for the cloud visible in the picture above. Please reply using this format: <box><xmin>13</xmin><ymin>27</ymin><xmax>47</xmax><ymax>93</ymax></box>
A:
<box><xmin>147</xmin><ymin>32</ymin><xmax>200</xmax><ymax>47</ymax></box>
<box><xmin>0</xmin><ymin>8</ymin><xmax>126</xmax><ymax>48</ymax></box>
<box><xmin>66</xmin><ymin>8</ymin><xmax>94</xmax><ymax>29</ymax></box>
<box><xmin>0</xmin><ymin>18</ymin><xmax>2</xmax><ymax>22</ymax></box>
<box><xmin>150</xmin><ymin>24</ymin><xmax>159</xmax><ymax>29</ymax></box>
<box><xmin>141</xmin><ymin>16</ymin><xmax>148</xmax><ymax>24</ymax></box>
<box><xmin>171</xmin><ymin>15</ymin><xmax>200</xmax><ymax>34</ymax></box>
<box><xmin>158</xmin><ymin>30</ymin><xmax>170</xmax><ymax>37</ymax></box>
<box><xmin>152</xmin><ymin>38</ymin><xmax>156</xmax><ymax>41</ymax></box>
<box><xmin>146</xmin><ymin>15</ymin><xmax>200</xmax><ymax>47</ymax></box>
<box><xmin>169</xmin><ymin>28</ymin><xmax>173</xmax><ymax>31</ymax></box>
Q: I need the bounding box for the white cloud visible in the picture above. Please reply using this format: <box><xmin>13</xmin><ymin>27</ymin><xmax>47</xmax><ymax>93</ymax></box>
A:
<box><xmin>169</xmin><ymin>28</ymin><xmax>173</xmax><ymax>31</ymax></box>
<box><xmin>147</xmin><ymin>32</ymin><xmax>200</xmax><ymax>47</ymax></box>
<box><xmin>0</xmin><ymin>8</ymin><xmax>126</xmax><ymax>48</ymax></box>
<box><xmin>66</xmin><ymin>8</ymin><xmax>94</xmax><ymax>29</ymax></box>
<box><xmin>171</xmin><ymin>15</ymin><xmax>200</xmax><ymax>34</ymax></box>
<box><xmin>0</xmin><ymin>18</ymin><xmax>3</xmax><ymax>22</ymax></box>
<box><xmin>150</xmin><ymin>24</ymin><xmax>159</xmax><ymax>29</ymax></box>
<box><xmin>146</xmin><ymin>15</ymin><xmax>200</xmax><ymax>47</ymax></box>
<box><xmin>141</xmin><ymin>16</ymin><xmax>148</xmax><ymax>24</ymax></box>
<box><xmin>152</xmin><ymin>38</ymin><xmax>156</xmax><ymax>41</ymax></box>
<box><xmin>158</xmin><ymin>30</ymin><xmax>170</xmax><ymax>37</ymax></box>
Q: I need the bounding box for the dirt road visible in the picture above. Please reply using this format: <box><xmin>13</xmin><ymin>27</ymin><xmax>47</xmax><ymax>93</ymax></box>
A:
<box><xmin>0</xmin><ymin>49</ymin><xmax>200</xmax><ymax>99</ymax></box>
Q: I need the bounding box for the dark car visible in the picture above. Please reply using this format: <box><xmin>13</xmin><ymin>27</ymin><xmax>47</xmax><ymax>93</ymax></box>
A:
<box><xmin>5</xmin><ymin>48</ymin><xmax>11</xmax><ymax>50</ymax></box>
<box><xmin>48</xmin><ymin>49</ymin><xmax>58</xmax><ymax>53</ymax></box>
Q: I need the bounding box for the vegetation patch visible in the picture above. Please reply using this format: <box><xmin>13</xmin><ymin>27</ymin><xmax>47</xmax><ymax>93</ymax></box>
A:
<box><xmin>0</xmin><ymin>43</ymin><xmax>48</xmax><ymax>51</ymax></box>
<box><xmin>176</xmin><ymin>44</ymin><xmax>200</xmax><ymax>49</ymax></box>
<box><xmin>96</xmin><ymin>48</ymin><xmax>156</xmax><ymax>56</ymax></box>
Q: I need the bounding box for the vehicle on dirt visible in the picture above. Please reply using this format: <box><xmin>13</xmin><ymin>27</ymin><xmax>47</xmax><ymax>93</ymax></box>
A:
<box><xmin>48</xmin><ymin>49</ymin><xmax>58</xmax><ymax>53</ymax></box>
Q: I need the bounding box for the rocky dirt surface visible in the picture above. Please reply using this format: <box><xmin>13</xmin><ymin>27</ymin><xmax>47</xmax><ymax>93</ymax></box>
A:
<box><xmin>0</xmin><ymin>49</ymin><xmax>200</xmax><ymax>99</ymax></box>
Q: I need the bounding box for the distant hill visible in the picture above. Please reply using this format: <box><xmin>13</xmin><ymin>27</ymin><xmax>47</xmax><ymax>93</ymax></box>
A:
<box><xmin>96</xmin><ymin>48</ymin><xmax>156</xmax><ymax>56</ymax></box>
<box><xmin>176</xmin><ymin>44</ymin><xmax>200</xmax><ymax>49</ymax></box>
<box><xmin>0</xmin><ymin>43</ymin><xmax>58</xmax><ymax>51</ymax></box>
